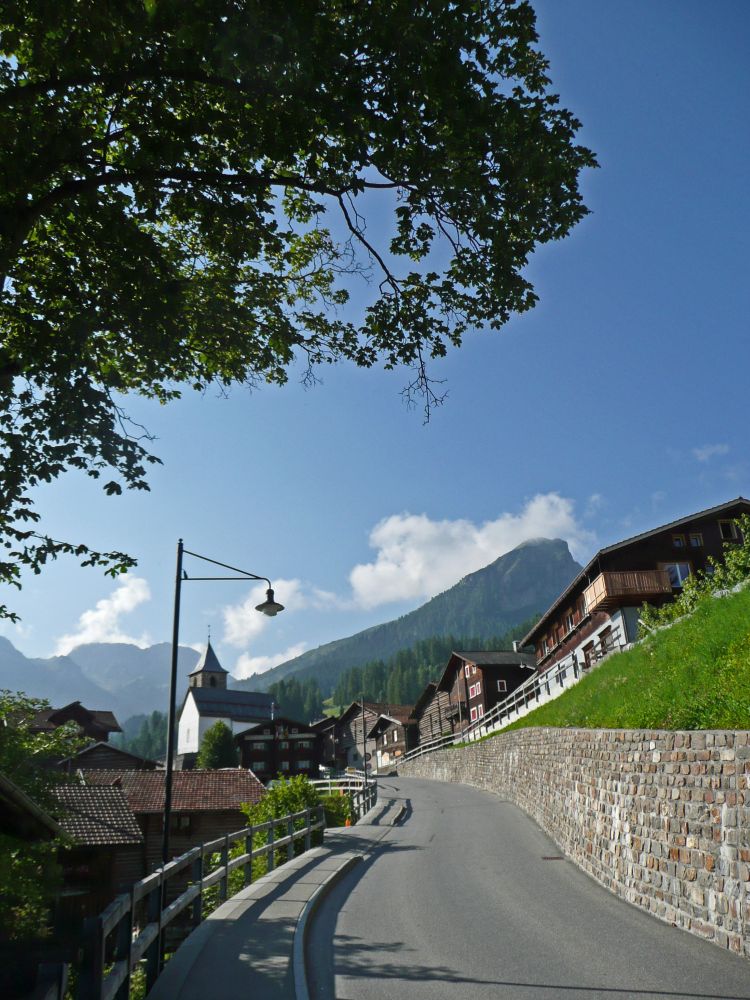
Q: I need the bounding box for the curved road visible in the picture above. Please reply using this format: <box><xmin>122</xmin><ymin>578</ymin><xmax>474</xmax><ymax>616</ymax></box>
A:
<box><xmin>307</xmin><ymin>776</ymin><xmax>750</xmax><ymax>1000</ymax></box>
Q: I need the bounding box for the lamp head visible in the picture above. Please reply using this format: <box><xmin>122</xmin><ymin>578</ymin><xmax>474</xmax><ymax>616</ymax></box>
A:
<box><xmin>255</xmin><ymin>587</ymin><xmax>285</xmax><ymax>617</ymax></box>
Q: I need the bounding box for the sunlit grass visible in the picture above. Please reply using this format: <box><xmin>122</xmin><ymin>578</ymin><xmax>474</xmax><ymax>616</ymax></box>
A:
<box><xmin>496</xmin><ymin>587</ymin><xmax>750</xmax><ymax>733</ymax></box>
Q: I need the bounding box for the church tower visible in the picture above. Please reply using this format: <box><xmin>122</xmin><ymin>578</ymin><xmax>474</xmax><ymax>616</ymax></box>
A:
<box><xmin>188</xmin><ymin>640</ymin><xmax>229</xmax><ymax>690</ymax></box>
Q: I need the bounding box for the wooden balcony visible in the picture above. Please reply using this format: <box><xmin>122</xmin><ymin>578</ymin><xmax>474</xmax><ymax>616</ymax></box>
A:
<box><xmin>583</xmin><ymin>569</ymin><xmax>672</xmax><ymax>613</ymax></box>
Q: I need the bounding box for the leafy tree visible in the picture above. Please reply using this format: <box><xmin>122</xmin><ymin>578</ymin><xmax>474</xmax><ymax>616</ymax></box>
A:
<box><xmin>0</xmin><ymin>1</ymin><xmax>595</xmax><ymax>615</ymax></box>
<box><xmin>0</xmin><ymin>690</ymin><xmax>85</xmax><ymax>940</ymax></box>
<box><xmin>195</xmin><ymin>720</ymin><xmax>238</xmax><ymax>769</ymax></box>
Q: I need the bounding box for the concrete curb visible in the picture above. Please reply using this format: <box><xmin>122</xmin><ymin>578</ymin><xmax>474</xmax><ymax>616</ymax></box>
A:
<box><xmin>292</xmin><ymin>853</ymin><xmax>363</xmax><ymax>1000</ymax></box>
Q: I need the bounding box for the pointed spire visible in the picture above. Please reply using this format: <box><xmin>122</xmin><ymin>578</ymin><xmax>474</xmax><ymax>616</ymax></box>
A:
<box><xmin>189</xmin><ymin>639</ymin><xmax>228</xmax><ymax>677</ymax></box>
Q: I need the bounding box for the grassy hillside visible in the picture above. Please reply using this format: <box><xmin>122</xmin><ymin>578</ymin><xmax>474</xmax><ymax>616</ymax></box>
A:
<box><xmin>501</xmin><ymin>586</ymin><xmax>750</xmax><ymax>732</ymax></box>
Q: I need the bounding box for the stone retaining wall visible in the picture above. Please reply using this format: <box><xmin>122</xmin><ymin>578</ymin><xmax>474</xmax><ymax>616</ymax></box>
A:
<box><xmin>396</xmin><ymin>728</ymin><xmax>749</xmax><ymax>958</ymax></box>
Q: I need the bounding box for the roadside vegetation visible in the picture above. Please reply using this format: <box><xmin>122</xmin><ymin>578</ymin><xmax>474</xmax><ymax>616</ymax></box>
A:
<box><xmin>497</xmin><ymin>516</ymin><xmax>750</xmax><ymax>733</ymax></box>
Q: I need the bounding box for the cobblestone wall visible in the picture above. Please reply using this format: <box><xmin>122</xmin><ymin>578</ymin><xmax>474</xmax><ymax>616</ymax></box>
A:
<box><xmin>396</xmin><ymin>728</ymin><xmax>750</xmax><ymax>959</ymax></box>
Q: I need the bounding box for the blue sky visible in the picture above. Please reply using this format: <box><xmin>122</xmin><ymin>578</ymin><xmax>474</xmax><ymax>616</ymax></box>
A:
<box><xmin>2</xmin><ymin>0</ymin><xmax>748</xmax><ymax>677</ymax></box>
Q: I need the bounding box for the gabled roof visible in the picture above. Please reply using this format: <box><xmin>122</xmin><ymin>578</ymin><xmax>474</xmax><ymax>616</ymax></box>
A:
<box><xmin>235</xmin><ymin>716</ymin><xmax>318</xmax><ymax>738</ymax></box>
<box><xmin>337</xmin><ymin>701</ymin><xmax>391</xmax><ymax>725</ymax></box>
<box><xmin>189</xmin><ymin>640</ymin><xmax>228</xmax><ymax>676</ymax></box>
<box><xmin>521</xmin><ymin>496</ymin><xmax>750</xmax><ymax>646</ymax></box>
<box><xmin>366</xmin><ymin>707</ymin><xmax>416</xmax><ymax>738</ymax></box>
<box><xmin>59</xmin><ymin>741</ymin><xmax>158</xmax><ymax>770</ymax></box>
<box><xmin>185</xmin><ymin>686</ymin><xmax>274</xmax><ymax>722</ymax></box>
<box><xmin>54</xmin><ymin>785</ymin><xmax>142</xmax><ymax>846</ymax></box>
<box><xmin>409</xmin><ymin>683</ymin><xmax>438</xmax><ymax>721</ymax></box>
<box><xmin>84</xmin><ymin>769</ymin><xmax>266</xmax><ymax>813</ymax></box>
<box><xmin>309</xmin><ymin>716</ymin><xmax>337</xmax><ymax>732</ymax></box>
<box><xmin>31</xmin><ymin>702</ymin><xmax>122</xmax><ymax>734</ymax></box>
<box><xmin>436</xmin><ymin>650</ymin><xmax>536</xmax><ymax>691</ymax></box>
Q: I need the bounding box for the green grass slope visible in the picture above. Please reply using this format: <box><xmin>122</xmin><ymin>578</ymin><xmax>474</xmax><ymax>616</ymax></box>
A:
<box><xmin>502</xmin><ymin>586</ymin><xmax>750</xmax><ymax>733</ymax></box>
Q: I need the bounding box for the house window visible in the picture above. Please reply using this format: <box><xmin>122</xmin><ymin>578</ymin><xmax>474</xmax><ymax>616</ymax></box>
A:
<box><xmin>672</xmin><ymin>534</ymin><xmax>685</xmax><ymax>549</ymax></box>
<box><xmin>297</xmin><ymin>760</ymin><xmax>311</xmax><ymax>770</ymax></box>
<box><xmin>470</xmin><ymin>706</ymin><xmax>478</xmax><ymax>722</ymax></box>
<box><xmin>689</xmin><ymin>533</ymin><xmax>703</xmax><ymax>548</ymax></box>
<box><xmin>254</xmin><ymin>760</ymin><xmax>266</xmax><ymax>771</ymax></box>
<box><xmin>497</xmin><ymin>679</ymin><xmax>507</xmax><ymax>693</ymax></box>
<box><xmin>279</xmin><ymin>741</ymin><xmax>289</xmax><ymax>750</ymax></box>
<box><xmin>291</xmin><ymin>728</ymin><xmax>299</xmax><ymax>734</ymax></box>
<box><xmin>719</xmin><ymin>520</ymin><xmax>738</xmax><ymax>541</ymax></box>
<box><xmin>280</xmin><ymin>761</ymin><xmax>290</xmax><ymax>771</ymax></box>
<box><xmin>475</xmin><ymin>680</ymin><xmax>481</xmax><ymax>696</ymax></box>
<box><xmin>170</xmin><ymin>814</ymin><xmax>191</xmax><ymax>834</ymax></box>
<box><xmin>392</xmin><ymin>730</ymin><xmax>398</xmax><ymax>743</ymax></box>
<box><xmin>660</xmin><ymin>561</ymin><xmax>691</xmax><ymax>588</ymax></box>
<box><xmin>477</xmin><ymin>704</ymin><xmax>484</xmax><ymax>718</ymax></box>
<box><xmin>298</xmin><ymin>740</ymin><xmax>311</xmax><ymax>749</ymax></box>
<box><xmin>468</xmin><ymin>684</ymin><xmax>476</xmax><ymax>698</ymax></box>
<box><xmin>583</xmin><ymin>641</ymin><xmax>595</xmax><ymax>669</ymax></box>
<box><xmin>472</xmin><ymin>664</ymin><xmax>477</xmax><ymax>675</ymax></box>
<box><xmin>565</xmin><ymin>612</ymin><xmax>575</xmax><ymax>633</ymax></box>
<box><xmin>541</xmin><ymin>638</ymin><xmax>548</xmax><ymax>655</ymax></box>
<box><xmin>464</xmin><ymin>665</ymin><xmax>471</xmax><ymax>678</ymax></box>
<box><xmin>252</xmin><ymin>742</ymin><xmax>265</xmax><ymax>751</ymax></box>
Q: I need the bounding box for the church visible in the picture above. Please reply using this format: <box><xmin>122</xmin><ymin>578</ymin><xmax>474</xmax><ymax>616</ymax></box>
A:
<box><xmin>176</xmin><ymin>641</ymin><xmax>274</xmax><ymax>758</ymax></box>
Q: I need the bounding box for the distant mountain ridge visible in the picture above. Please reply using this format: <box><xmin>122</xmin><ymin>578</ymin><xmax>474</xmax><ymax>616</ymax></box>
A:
<box><xmin>0</xmin><ymin>639</ymin><xmax>200</xmax><ymax>720</ymax></box>
<box><xmin>236</xmin><ymin>537</ymin><xmax>582</xmax><ymax>696</ymax></box>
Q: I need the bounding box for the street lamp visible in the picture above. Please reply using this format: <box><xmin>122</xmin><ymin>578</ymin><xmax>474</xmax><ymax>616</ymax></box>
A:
<box><xmin>162</xmin><ymin>538</ymin><xmax>284</xmax><ymax>865</ymax></box>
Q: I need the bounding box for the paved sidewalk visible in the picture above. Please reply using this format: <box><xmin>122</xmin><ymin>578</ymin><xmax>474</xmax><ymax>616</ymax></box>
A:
<box><xmin>147</xmin><ymin>797</ymin><xmax>399</xmax><ymax>1000</ymax></box>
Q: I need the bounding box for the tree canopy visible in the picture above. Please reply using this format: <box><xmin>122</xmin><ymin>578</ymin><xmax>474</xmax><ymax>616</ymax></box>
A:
<box><xmin>196</xmin><ymin>719</ymin><xmax>239</xmax><ymax>768</ymax></box>
<box><xmin>0</xmin><ymin>1</ymin><xmax>595</xmax><ymax>610</ymax></box>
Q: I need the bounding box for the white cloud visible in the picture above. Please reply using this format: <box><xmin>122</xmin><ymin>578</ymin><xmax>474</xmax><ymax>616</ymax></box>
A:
<box><xmin>233</xmin><ymin>642</ymin><xmax>308</xmax><ymax>679</ymax></box>
<box><xmin>348</xmin><ymin>493</ymin><xmax>593</xmax><ymax>610</ymax></box>
<box><xmin>55</xmin><ymin>576</ymin><xmax>151</xmax><ymax>655</ymax></box>
<box><xmin>693</xmin><ymin>443</ymin><xmax>729</xmax><ymax>463</ymax></box>
<box><xmin>584</xmin><ymin>493</ymin><xmax>604</xmax><ymax>518</ymax></box>
<box><xmin>221</xmin><ymin>578</ymin><xmax>305</xmax><ymax>648</ymax></box>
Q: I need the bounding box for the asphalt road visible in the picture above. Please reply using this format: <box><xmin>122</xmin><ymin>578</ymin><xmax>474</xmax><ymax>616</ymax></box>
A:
<box><xmin>307</xmin><ymin>776</ymin><xmax>750</xmax><ymax>1000</ymax></box>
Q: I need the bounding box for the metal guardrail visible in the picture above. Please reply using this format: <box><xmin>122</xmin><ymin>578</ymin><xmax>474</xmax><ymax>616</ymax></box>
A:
<box><xmin>396</xmin><ymin>629</ymin><xmax>625</xmax><ymax>766</ymax></box>
<box><xmin>77</xmin><ymin>805</ymin><xmax>325</xmax><ymax>1000</ymax></box>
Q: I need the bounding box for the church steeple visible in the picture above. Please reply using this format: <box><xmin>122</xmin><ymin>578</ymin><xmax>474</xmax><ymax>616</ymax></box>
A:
<box><xmin>188</xmin><ymin>638</ymin><xmax>229</xmax><ymax>690</ymax></box>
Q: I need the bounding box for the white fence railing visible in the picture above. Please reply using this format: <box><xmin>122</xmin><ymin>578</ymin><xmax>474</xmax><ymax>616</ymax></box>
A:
<box><xmin>309</xmin><ymin>772</ymin><xmax>377</xmax><ymax>820</ymax></box>
<box><xmin>394</xmin><ymin>628</ymin><xmax>626</xmax><ymax>767</ymax></box>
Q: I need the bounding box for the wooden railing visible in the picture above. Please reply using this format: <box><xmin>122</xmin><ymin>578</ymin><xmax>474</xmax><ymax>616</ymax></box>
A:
<box><xmin>77</xmin><ymin>806</ymin><xmax>325</xmax><ymax>1000</ymax></box>
<box><xmin>584</xmin><ymin>569</ymin><xmax>672</xmax><ymax>612</ymax></box>
<box><xmin>309</xmin><ymin>773</ymin><xmax>378</xmax><ymax>821</ymax></box>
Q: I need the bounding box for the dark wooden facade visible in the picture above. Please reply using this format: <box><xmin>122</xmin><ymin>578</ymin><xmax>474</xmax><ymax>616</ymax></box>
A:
<box><xmin>59</xmin><ymin>741</ymin><xmax>158</xmax><ymax>772</ymax></box>
<box><xmin>409</xmin><ymin>682</ymin><xmax>456</xmax><ymax>745</ymax></box>
<box><xmin>437</xmin><ymin>652</ymin><xmax>536</xmax><ymax>726</ymax></box>
<box><xmin>523</xmin><ymin>497</ymin><xmax>750</xmax><ymax>673</ymax></box>
<box><xmin>310</xmin><ymin>716</ymin><xmax>337</xmax><ymax>768</ymax></box>
<box><xmin>335</xmin><ymin>702</ymin><xmax>387</xmax><ymax>770</ymax></box>
<box><xmin>235</xmin><ymin>717</ymin><xmax>321</xmax><ymax>783</ymax></box>
<box><xmin>368</xmin><ymin>709</ymin><xmax>416</xmax><ymax>769</ymax></box>
<box><xmin>30</xmin><ymin>701</ymin><xmax>121</xmax><ymax>742</ymax></box>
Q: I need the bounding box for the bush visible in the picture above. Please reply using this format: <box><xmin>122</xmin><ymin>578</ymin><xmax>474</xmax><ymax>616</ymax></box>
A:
<box><xmin>320</xmin><ymin>792</ymin><xmax>353</xmax><ymax>828</ymax></box>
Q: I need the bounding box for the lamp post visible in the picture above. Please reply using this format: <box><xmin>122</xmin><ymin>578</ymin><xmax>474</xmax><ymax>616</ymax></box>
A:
<box><xmin>162</xmin><ymin>539</ymin><xmax>284</xmax><ymax>865</ymax></box>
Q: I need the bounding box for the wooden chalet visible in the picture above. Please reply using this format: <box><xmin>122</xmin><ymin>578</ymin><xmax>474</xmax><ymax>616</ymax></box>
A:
<box><xmin>53</xmin><ymin>784</ymin><xmax>143</xmax><ymax>923</ymax></box>
<box><xmin>408</xmin><ymin>682</ymin><xmax>454</xmax><ymax>745</ymax></box>
<box><xmin>367</xmin><ymin>707</ymin><xmax>416</xmax><ymax>770</ymax></box>
<box><xmin>235</xmin><ymin>716</ymin><xmax>321</xmax><ymax>783</ymax></box>
<box><xmin>521</xmin><ymin>496</ymin><xmax>750</xmax><ymax>676</ymax></box>
<box><xmin>29</xmin><ymin>701</ymin><xmax>121</xmax><ymax>743</ymax></box>
<box><xmin>310</xmin><ymin>716</ymin><xmax>337</xmax><ymax>768</ymax></box>
<box><xmin>335</xmin><ymin>701</ymin><xmax>393</xmax><ymax>771</ymax></box>
<box><xmin>83</xmin><ymin>769</ymin><xmax>265</xmax><ymax>874</ymax></box>
<box><xmin>58</xmin><ymin>741</ymin><xmax>158</xmax><ymax>773</ymax></box>
<box><xmin>436</xmin><ymin>651</ymin><xmax>537</xmax><ymax>727</ymax></box>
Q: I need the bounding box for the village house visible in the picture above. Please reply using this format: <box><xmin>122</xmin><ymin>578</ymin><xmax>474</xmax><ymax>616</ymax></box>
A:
<box><xmin>176</xmin><ymin>641</ymin><xmax>274</xmax><ymax>763</ymax></box>
<box><xmin>83</xmin><ymin>769</ymin><xmax>265</xmax><ymax>874</ymax></box>
<box><xmin>310</xmin><ymin>716</ymin><xmax>337</xmax><ymax>768</ymax></box>
<box><xmin>29</xmin><ymin>701</ymin><xmax>121</xmax><ymax>743</ymax></box>
<box><xmin>521</xmin><ymin>496</ymin><xmax>750</xmax><ymax>677</ymax></box>
<box><xmin>53</xmin><ymin>784</ymin><xmax>143</xmax><ymax>923</ymax></box>
<box><xmin>58</xmin><ymin>741</ymin><xmax>158</xmax><ymax>772</ymax></box>
<box><xmin>368</xmin><ymin>707</ymin><xmax>416</xmax><ymax>769</ymax></box>
<box><xmin>436</xmin><ymin>650</ymin><xmax>537</xmax><ymax>727</ymax></box>
<box><xmin>335</xmin><ymin>701</ymin><xmax>392</xmax><ymax>770</ymax></box>
<box><xmin>235</xmin><ymin>716</ymin><xmax>321</xmax><ymax>783</ymax></box>
<box><xmin>408</xmin><ymin>682</ymin><xmax>454</xmax><ymax>745</ymax></box>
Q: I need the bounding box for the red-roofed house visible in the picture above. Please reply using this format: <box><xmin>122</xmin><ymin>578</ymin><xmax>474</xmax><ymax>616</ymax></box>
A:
<box><xmin>84</xmin><ymin>769</ymin><xmax>265</xmax><ymax>873</ymax></box>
